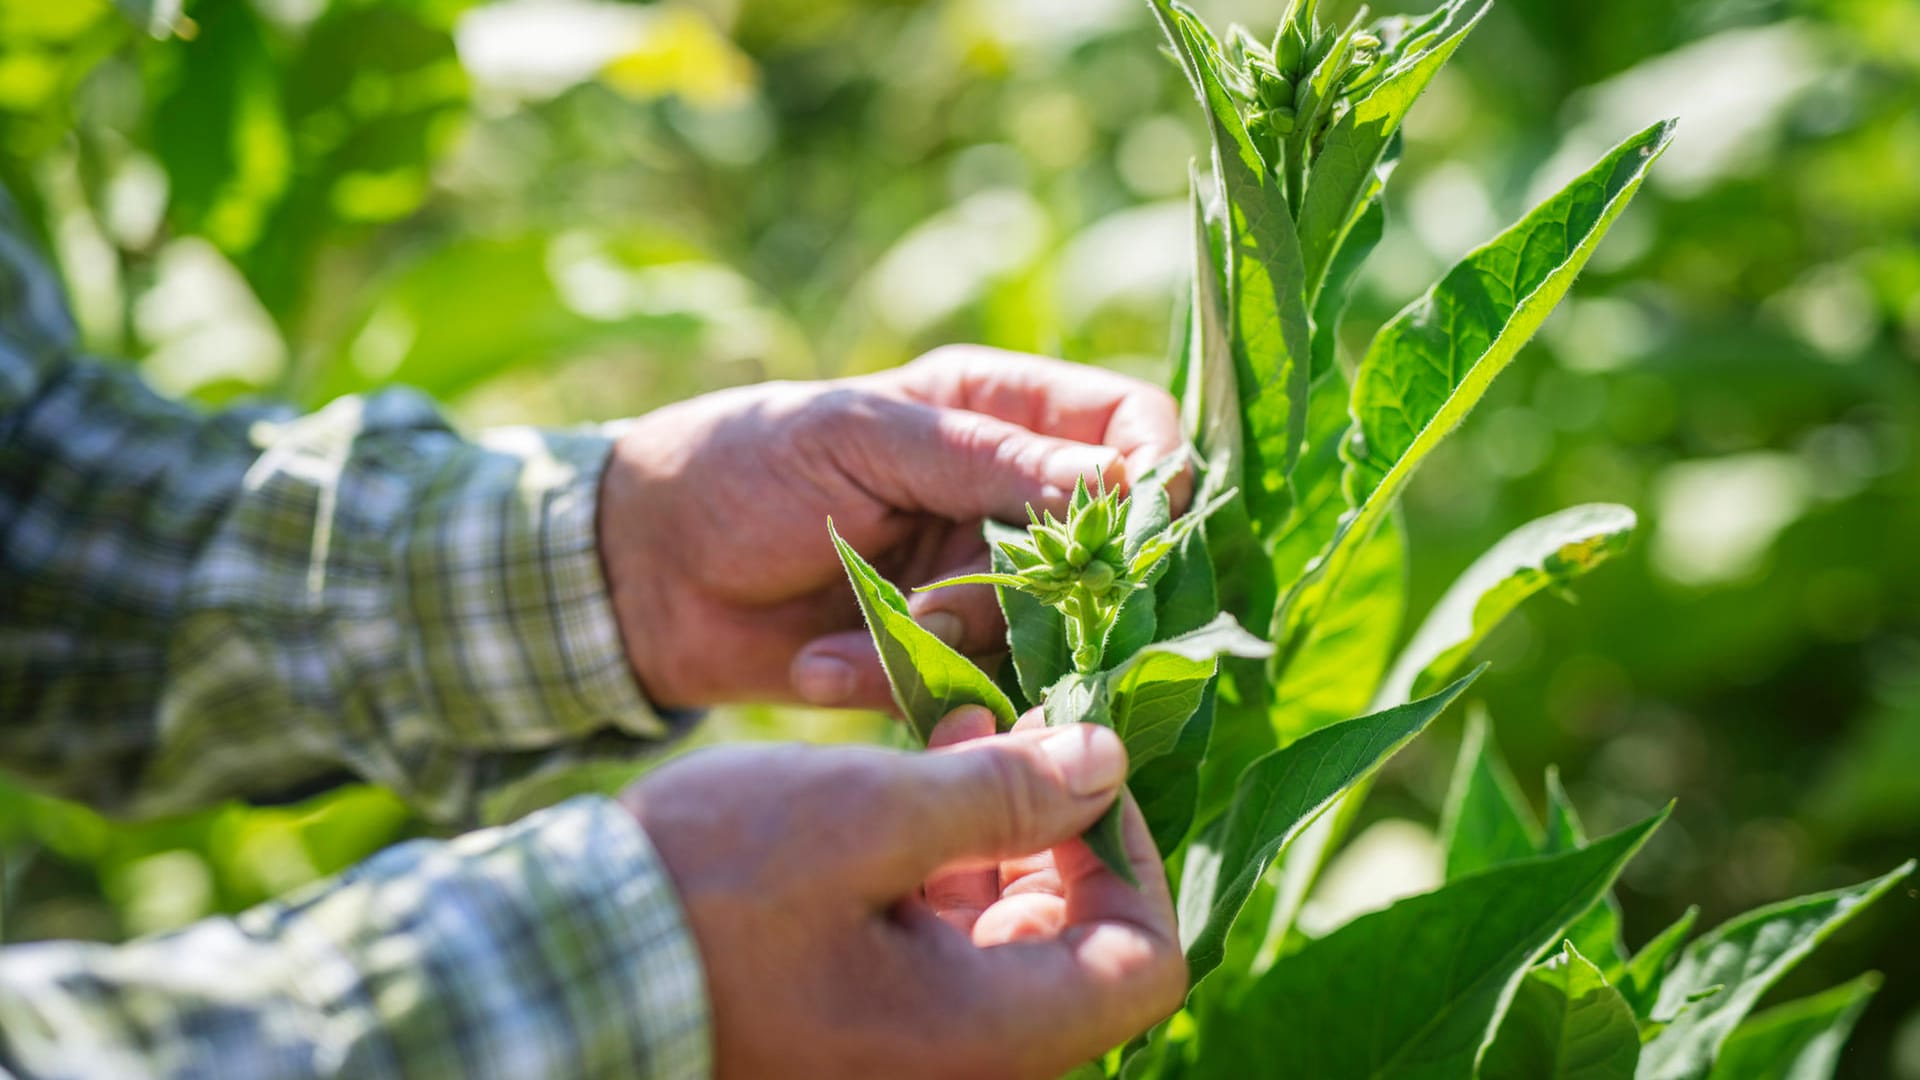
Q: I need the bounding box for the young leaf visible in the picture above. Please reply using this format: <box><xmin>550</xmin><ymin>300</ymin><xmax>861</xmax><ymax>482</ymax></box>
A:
<box><xmin>829</xmin><ymin>520</ymin><xmax>1017</xmax><ymax>742</ymax></box>
<box><xmin>1182</xmin><ymin>168</ymin><xmax>1243</xmax><ymax>485</ymax></box>
<box><xmin>1297</xmin><ymin>0</ymin><xmax>1486</xmax><ymax>302</ymax></box>
<box><xmin>1379</xmin><ymin>504</ymin><xmax>1636</xmax><ymax>705</ymax></box>
<box><xmin>1278</xmin><ymin>120</ymin><xmax>1675</xmax><ymax>660</ymax></box>
<box><xmin>1152</xmin><ymin>0</ymin><xmax>1313</xmax><ymax>528</ymax></box>
<box><xmin>1638</xmin><ymin>861</ymin><xmax>1915</xmax><ymax>1080</ymax></box>
<box><xmin>1482</xmin><ymin>941</ymin><xmax>1641</xmax><ymax>1080</ymax></box>
<box><xmin>1440</xmin><ymin>707</ymin><xmax>1541</xmax><ymax>881</ymax></box>
<box><xmin>1178</xmin><ymin>668</ymin><xmax>1481</xmax><ymax>992</ymax></box>
<box><xmin>1622</xmin><ymin>907</ymin><xmax>1700</xmax><ymax>1021</ymax></box>
<box><xmin>1707</xmin><ymin>972</ymin><xmax>1881</xmax><ymax>1080</ymax></box>
<box><xmin>1192</xmin><ymin>807</ymin><xmax>1670</xmax><ymax>1077</ymax></box>
<box><xmin>986</xmin><ymin>519</ymin><xmax>1072</xmax><ymax>704</ymax></box>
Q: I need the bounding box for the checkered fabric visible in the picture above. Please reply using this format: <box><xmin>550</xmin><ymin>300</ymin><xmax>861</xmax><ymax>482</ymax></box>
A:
<box><xmin>0</xmin><ymin>196</ymin><xmax>711</xmax><ymax>1078</ymax></box>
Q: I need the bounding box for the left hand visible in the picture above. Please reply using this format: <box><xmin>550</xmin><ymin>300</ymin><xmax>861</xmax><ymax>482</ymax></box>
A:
<box><xmin>598</xmin><ymin>345</ymin><xmax>1184</xmax><ymax>711</ymax></box>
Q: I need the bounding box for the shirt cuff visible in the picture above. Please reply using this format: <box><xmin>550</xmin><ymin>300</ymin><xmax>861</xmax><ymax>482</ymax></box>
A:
<box><xmin>403</xmin><ymin>425</ymin><xmax>667</xmax><ymax>749</ymax></box>
<box><xmin>307</xmin><ymin>794</ymin><xmax>715</xmax><ymax>1079</ymax></box>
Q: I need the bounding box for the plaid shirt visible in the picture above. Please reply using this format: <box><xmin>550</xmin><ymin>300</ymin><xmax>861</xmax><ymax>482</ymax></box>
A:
<box><xmin>0</xmin><ymin>198</ymin><xmax>711</xmax><ymax>1078</ymax></box>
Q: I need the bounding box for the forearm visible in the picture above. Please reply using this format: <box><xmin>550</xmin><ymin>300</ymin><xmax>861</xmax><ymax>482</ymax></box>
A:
<box><xmin>0</xmin><ymin>180</ymin><xmax>699</xmax><ymax>820</ymax></box>
<box><xmin>0</xmin><ymin>797</ymin><xmax>710</xmax><ymax>1080</ymax></box>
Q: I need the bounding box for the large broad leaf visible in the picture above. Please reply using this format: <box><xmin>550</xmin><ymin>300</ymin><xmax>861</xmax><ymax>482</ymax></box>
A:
<box><xmin>1440</xmin><ymin>708</ymin><xmax>1540</xmax><ymax>881</ymax></box>
<box><xmin>1482</xmin><ymin>941</ymin><xmax>1642</xmax><ymax>1080</ymax></box>
<box><xmin>1621</xmin><ymin>907</ymin><xmax>1701</xmax><ymax>1021</ymax></box>
<box><xmin>1151</xmin><ymin>1</ymin><xmax>1312</xmax><ymax>532</ymax></box>
<box><xmin>1193</xmin><ymin>808</ymin><xmax>1670</xmax><ymax>1078</ymax></box>
<box><xmin>1278</xmin><ymin>120</ymin><xmax>1674</xmax><ymax>660</ymax></box>
<box><xmin>829</xmin><ymin>521</ymin><xmax>1016</xmax><ymax>742</ymax></box>
<box><xmin>1708</xmin><ymin>973</ymin><xmax>1881</xmax><ymax>1080</ymax></box>
<box><xmin>1178</xmin><ymin>669</ymin><xmax>1480</xmax><ymax>992</ymax></box>
<box><xmin>1377</xmin><ymin>504</ymin><xmax>1637</xmax><ymax>706</ymax></box>
<box><xmin>1107</xmin><ymin>613</ymin><xmax>1272</xmax><ymax>773</ymax></box>
<box><xmin>1297</xmin><ymin>0</ymin><xmax>1486</xmax><ymax>302</ymax></box>
<box><xmin>1638</xmin><ymin>861</ymin><xmax>1914</xmax><ymax>1080</ymax></box>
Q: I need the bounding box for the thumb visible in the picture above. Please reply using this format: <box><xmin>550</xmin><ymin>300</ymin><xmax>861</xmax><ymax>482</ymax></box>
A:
<box><xmin>873</xmin><ymin>724</ymin><xmax>1128</xmax><ymax>890</ymax></box>
<box><xmin>848</xmin><ymin>398</ymin><xmax>1119</xmax><ymax>522</ymax></box>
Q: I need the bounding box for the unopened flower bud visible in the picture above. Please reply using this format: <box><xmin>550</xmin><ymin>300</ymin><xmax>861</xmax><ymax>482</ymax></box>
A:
<box><xmin>1067</xmin><ymin>539</ymin><xmax>1094</xmax><ymax>569</ymax></box>
<box><xmin>1352</xmin><ymin>31</ymin><xmax>1381</xmax><ymax>51</ymax></box>
<box><xmin>1080</xmin><ymin>559</ymin><xmax>1116</xmax><ymax>596</ymax></box>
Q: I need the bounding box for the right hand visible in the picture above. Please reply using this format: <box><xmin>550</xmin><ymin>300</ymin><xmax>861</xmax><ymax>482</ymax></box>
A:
<box><xmin>618</xmin><ymin>713</ymin><xmax>1184</xmax><ymax>1079</ymax></box>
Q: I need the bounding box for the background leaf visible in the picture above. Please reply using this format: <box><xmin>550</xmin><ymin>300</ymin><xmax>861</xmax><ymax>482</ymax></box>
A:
<box><xmin>1709</xmin><ymin>973</ymin><xmax>1882</xmax><ymax>1080</ymax></box>
<box><xmin>1483</xmin><ymin>941</ymin><xmax>1642</xmax><ymax>1080</ymax></box>
<box><xmin>1639</xmin><ymin>862</ymin><xmax>1915</xmax><ymax>1080</ymax></box>
<box><xmin>1193</xmin><ymin>808</ymin><xmax>1669</xmax><ymax>1078</ymax></box>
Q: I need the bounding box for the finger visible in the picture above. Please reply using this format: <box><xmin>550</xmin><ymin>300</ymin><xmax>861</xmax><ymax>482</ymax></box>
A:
<box><xmin>972</xmin><ymin>891</ymin><xmax>1068</xmax><ymax>947</ymax></box>
<box><xmin>907</xmin><ymin>558</ymin><xmax>1008</xmax><ymax>657</ymax></box>
<box><xmin>946</xmin><ymin>793</ymin><xmax>1185</xmax><ymax>1070</ymax></box>
<box><xmin>789</xmin><ymin>630</ymin><xmax>899</xmax><ymax>710</ymax></box>
<box><xmin>923</xmin><ymin>707</ymin><xmax>1003</xmax><ymax>930</ymax></box>
<box><xmin>835</xmin><ymin>394</ymin><xmax>1120</xmax><ymax>524</ymax></box>
<box><xmin>867</xmin><ymin>724</ymin><xmax>1128</xmax><ymax>892</ymax></box>
<box><xmin>881</xmin><ymin>346</ymin><xmax>1186</xmax><ymax>506</ymax></box>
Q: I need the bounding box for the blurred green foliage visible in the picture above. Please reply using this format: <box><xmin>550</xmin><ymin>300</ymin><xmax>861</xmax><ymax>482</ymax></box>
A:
<box><xmin>0</xmin><ymin>0</ymin><xmax>1915</xmax><ymax>1074</ymax></box>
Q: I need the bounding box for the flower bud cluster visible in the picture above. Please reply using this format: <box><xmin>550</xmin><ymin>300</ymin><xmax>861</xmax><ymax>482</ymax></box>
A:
<box><xmin>923</xmin><ymin>475</ymin><xmax>1231</xmax><ymax>674</ymax></box>
<box><xmin>1225</xmin><ymin>0</ymin><xmax>1392</xmax><ymax>167</ymax></box>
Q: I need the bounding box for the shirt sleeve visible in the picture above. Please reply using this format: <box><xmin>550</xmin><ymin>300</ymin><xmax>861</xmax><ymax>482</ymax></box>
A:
<box><xmin>0</xmin><ymin>796</ymin><xmax>712</xmax><ymax>1080</ymax></box>
<box><xmin>0</xmin><ymin>196</ymin><xmax>691</xmax><ymax>825</ymax></box>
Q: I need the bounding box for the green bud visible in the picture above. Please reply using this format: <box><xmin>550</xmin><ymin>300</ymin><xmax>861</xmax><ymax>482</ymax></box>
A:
<box><xmin>1067</xmin><ymin>539</ymin><xmax>1094</xmax><ymax>569</ymax></box>
<box><xmin>1226</xmin><ymin>24</ymin><xmax>1269</xmax><ymax>68</ymax></box>
<box><xmin>999</xmin><ymin>540</ymin><xmax>1042</xmax><ymax>571</ymax></box>
<box><xmin>1266</xmin><ymin>104</ymin><xmax>1298</xmax><ymax>134</ymax></box>
<box><xmin>1080</xmin><ymin>559</ymin><xmax>1116</xmax><ymax>596</ymax></box>
<box><xmin>1033</xmin><ymin>526</ymin><xmax>1069</xmax><ymax>566</ymax></box>
<box><xmin>1253</xmin><ymin>66</ymin><xmax>1295</xmax><ymax>109</ymax></box>
<box><xmin>1273</xmin><ymin>21</ymin><xmax>1308</xmax><ymax>74</ymax></box>
<box><xmin>1352</xmin><ymin>31</ymin><xmax>1381</xmax><ymax>51</ymax></box>
<box><xmin>1072</xmin><ymin>498</ymin><xmax>1113</xmax><ymax>554</ymax></box>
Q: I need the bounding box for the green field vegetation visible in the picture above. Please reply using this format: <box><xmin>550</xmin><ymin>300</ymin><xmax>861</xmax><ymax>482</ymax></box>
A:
<box><xmin>1</xmin><ymin>0</ymin><xmax>1916</xmax><ymax>1075</ymax></box>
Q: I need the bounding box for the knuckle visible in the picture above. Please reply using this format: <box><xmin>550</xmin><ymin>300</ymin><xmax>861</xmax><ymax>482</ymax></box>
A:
<box><xmin>976</xmin><ymin>744</ymin><xmax>1045</xmax><ymax>850</ymax></box>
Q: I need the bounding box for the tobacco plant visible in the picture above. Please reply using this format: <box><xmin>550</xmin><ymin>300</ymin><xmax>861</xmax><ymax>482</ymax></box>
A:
<box><xmin>832</xmin><ymin>1</ymin><xmax>1912</xmax><ymax>1076</ymax></box>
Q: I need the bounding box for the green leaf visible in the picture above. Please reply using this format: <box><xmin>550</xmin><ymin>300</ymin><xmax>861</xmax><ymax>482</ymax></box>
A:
<box><xmin>1544</xmin><ymin>767</ymin><xmax>1630</xmax><ymax>980</ymax></box>
<box><xmin>1380</xmin><ymin>504</ymin><xmax>1637</xmax><ymax>705</ymax></box>
<box><xmin>1708</xmin><ymin>973</ymin><xmax>1882</xmax><ymax>1080</ymax></box>
<box><xmin>987</xmin><ymin>519</ymin><xmax>1072</xmax><ymax>705</ymax></box>
<box><xmin>1278</xmin><ymin>120</ymin><xmax>1674</xmax><ymax>661</ymax></box>
<box><xmin>1193</xmin><ymin>807</ymin><xmax>1670</xmax><ymax>1078</ymax></box>
<box><xmin>1270</xmin><ymin>511</ymin><xmax>1406</xmax><ymax>744</ymax></box>
<box><xmin>1297</xmin><ymin>0</ymin><xmax>1486</xmax><ymax>302</ymax></box>
<box><xmin>1108</xmin><ymin>613</ymin><xmax>1270</xmax><ymax>773</ymax></box>
<box><xmin>1181</xmin><ymin>169</ymin><xmax>1243</xmax><ymax>489</ymax></box>
<box><xmin>828</xmin><ymin>520</ymin><xmax>1017</xmax><ymax>743</ymax></box>
<box><xmin>1042</xmin><ymin>671</ymin><xmax>1135</xmax><ymax>886</ymax></box>
<box><xmin>1133</xmin><ymin>679</ymin><xmax>1216</xmax><ymax>855</ymax></box>
<box><xmin>1152</xmin><ymin>2</ymin><xmax>1313</xmax><ymax>530</ymax></box>
<box><xmin>1178</xmin><ymin>668</ymin><xmax>1480</xmax><ymax>992</ymax></box>
<box><xmin>1440</xmin><ymin>708</ymin><xmax>1541</xmax><ymax>881</ymax></box>
<box><xmin>1344</xmin><ymin>120</ymin><xmax>1675</xmax><ymax>501</ymax></box>
<box><xmin>1483</xmin><ymin>941</ymin><xmax>1642</xmax><ymax>1080</ymax></box>
<box><xmin>1309</xmin><ymin>195</ymin><xmax>1384</xmax><ymax>381</ymax></box>
<box><xmin>1638</xmin><ymin>861</ymin><xmax>1915</xmax><ymax>1080</ymax></box>
<box><xmin>1622</xmin><ymin>907</ymin><xmax>1700</xmax><ymax>1021</ymax></box>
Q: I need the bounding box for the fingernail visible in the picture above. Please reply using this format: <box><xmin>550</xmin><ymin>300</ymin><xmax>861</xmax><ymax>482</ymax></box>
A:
<box><xmin>1042</xmin><ymin>726</ymin><xmax>1127</xmax><ymax>797</ymax></box>
<box><xmin>917</xmin><ymin>611</ymin><xmax>965</xmax><ymax>649</ymax></box>
<box><xmin>1044</xmin><ymin>445</ymin><xmax>1119</xmax><ymax>494</ymax></box>
<box><xmin>793</xmin><ymin>653</ymin><xmax>855</xmax><ymax>706</ymax></box>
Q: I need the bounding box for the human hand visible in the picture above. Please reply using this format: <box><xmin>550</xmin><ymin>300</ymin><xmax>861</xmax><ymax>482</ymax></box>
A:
<box><xmin>598</xmin><ymin>346</ymin><xmax>1184</xmax><ymax>711</ymax></box>
<box><xmin>618</xmin><ymin>716</ymin><xmax>1184</xmax><ymax>1080</ymax></box>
